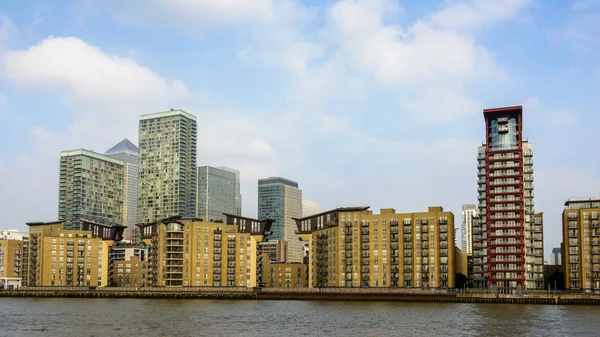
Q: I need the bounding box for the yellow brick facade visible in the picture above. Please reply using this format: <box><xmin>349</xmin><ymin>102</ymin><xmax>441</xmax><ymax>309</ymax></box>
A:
<box><xmin>0</xmin><ymin>239</ymin><xmax>26</xmax><ymax>278</ymax></box>
<box><xmin>296</xmin><ymin>206</ymin><xmax>455</xmax><ymax>289</ymax></box>
<box><xmin>112</xmin><ymin>256</ymin><xmax>149</xmax><ymax>288</ymax></box>
<box><xmin>26</xmin><ymin>221</ymin><xmax>120</xmax><ymax>287</ymax></box>
<box><xmin>262</xmin><ymin>255</ymin><xmax>308</xmax><ymax>288</ymax></box>
<box><xmin>563</xmin><ymin>198</ymin><xmax>600</xmax><ymax>290</ymax></box>
<box><xmin>138</xmin><ymin>215</ymin><xmax>272</xmax><ymax>287</ymax></box>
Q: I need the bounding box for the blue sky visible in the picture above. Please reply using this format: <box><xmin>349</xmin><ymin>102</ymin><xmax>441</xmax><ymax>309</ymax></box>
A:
<box><xmin>1</xmin><ymin>0</ymin><xmax>599</xmax><ymax>261</ymax></box>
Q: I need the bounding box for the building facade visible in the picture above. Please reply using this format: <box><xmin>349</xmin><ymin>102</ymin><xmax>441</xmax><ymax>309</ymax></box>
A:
<box><xmin>196</xmin><ymin>166</ymin><xmax>241</xmax><ymax>222</ymax></box>
<box><xmin>562</xmin><ymin>197</ymin><xmax>600</xmax><ymax>290</ymax></box>
<box><xmin>261</xmin><ymin>256</ymin><xmax>308</xmax><ymax>288</ymax></box>
<box><xmin>26</xmin><ymin>221</ymin><xmax>124</xmax><ymax>287</ymax></box>
<box><xmin>295</xmin><ymin>206</ymin><xmax>455</xmax><ymax>289</ymax></box>
<box><xmin>258</xmin><ymin>177</ymin><xmax>303</xmax><ymax>263</ymax></box>
<box><xmin>551</xmin><ymin>247</ymin><xmax>562</xmax><ymax>266</ymax></box>
<box><xmin>137</xmin><ymin>109</ymin><xmax>197</xmax><ymax>223</ymax></box>
<box><xmin>105</xmin><ymin>139</ymin><xmax>139</xmax><ymax>243</ymax></box>
<box><xmin>474</xmin><ymin>105</ymin><xmax>543</xmax><ymax>292</ymax></box>
<box><xmin>461</xmin><ymin>204</ymin><xmax>478</xmax><ymax>254</ymax></box>
<box><xmin>137</xmin><ymin>214</ymin><xmax>273</xmax><ymax>287</ymax></box>
<box><xmin>217</xmin><ymin>166</ymin><xmax>242</xmax><ymax>216</ymax></box>
<box><xmin>59</xmin><ymin>149</ymin><xmax>125</xmax><ymax>230</ymax></box>
<box><xmin>0</xmin><ymin>238</ymin><xmax>26</xmax><ymax>279</ymax></box>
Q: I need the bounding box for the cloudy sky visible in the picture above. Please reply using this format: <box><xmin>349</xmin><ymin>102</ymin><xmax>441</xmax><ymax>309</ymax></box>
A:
<box><xmin>1</xmin><ymin>0</ymin><xmax>599</xmax><ymax>260</ymax></box>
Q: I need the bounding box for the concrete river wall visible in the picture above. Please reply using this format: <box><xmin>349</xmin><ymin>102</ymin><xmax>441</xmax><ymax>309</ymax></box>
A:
<box><xmin>2</xmin><ymin>287</ymin><xmax>600</xmax><ymax>305</ymax></box>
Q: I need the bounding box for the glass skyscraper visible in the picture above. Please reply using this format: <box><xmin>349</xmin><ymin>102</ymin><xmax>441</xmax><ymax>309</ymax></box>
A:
<box><xmin>258</xmin><ymin>177</ymin><xmax>303</xmax><ymax>263</ymax></box>
<box><xmin>196</xmin><ymin>166</ymin><xmax>241</xmax><ymax>222</ymax></box>
<box><xmin>137</xmin><ymin>109</ymin><xmax>197</xmax><ymax>223</ymax></box>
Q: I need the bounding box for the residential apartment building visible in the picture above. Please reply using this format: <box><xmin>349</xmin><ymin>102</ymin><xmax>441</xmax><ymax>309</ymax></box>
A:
<box><xmin>461</xmin><ymin>204</ymin><xmax>478</xmax><ymax>254</ymax></box>
<box><xmin>109</xmin><ymin>244</ymin><xmax>149</xmax><ymax>287</ymax></box>
<box><xmin>58</xmin><ymin>149</ymin><xmax>125</xmax><ymax>230</ymax></box>
<box><xmin>0</xmin><ymin>229</ymin><xmax>28</xmax><ymax>286</ymax></box>
<box><xmin>258</xmin><ymin>177</ymin><xmax>303</xmax><ymax>263</ymax></box>
<box><xmin>105</xmin><ymin>139</ymin><xmax>139</xmax><ymax>243</ymax></box>
<box><xmin>474</xmin><ymin>105</ymin><xmax>544</xmax><ymax>292</ymax></box>
<box><xmin>295</xmin><ymin>206</ymin><xmax>455</xmax><ymax>289</ymax></box>
<box><xmin>261</xmin><ymin>256</ymin><xmax>308</xmax><ymax>288</ymax></box>
<box><xmin>137</xmin><ymin>109</ymin><xmax>197</xmax><ymax>223</ymax></box>
<box><xmin>196</xmin><ymin>166</ymin><xmax>241</xmax><ymax>222</ymax></box>
<box><xmin>137</xmin><ymin>214</ymin><xmax>273</xmax><ymax>287</ymax></box>
<box><xmin>26</xmin><ymin>220</ymin><xmax>125</xmax><ymax>287</ymax></box>
<box><xmin>562</xmin><ymin>197</ymin><xmax>600</xmax><ymax>290</ymax></box>
<box><xmin>258</xmin><ymin>240</ymin><xmax>288</xmax><ymax>263</ymax></box>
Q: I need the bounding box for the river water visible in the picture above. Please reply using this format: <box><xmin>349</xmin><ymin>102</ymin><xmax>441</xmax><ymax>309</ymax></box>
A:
<box><xmin>0</xmin><ymin>298</ymin><xmax>598</xmax><ymax>336</ymax></box>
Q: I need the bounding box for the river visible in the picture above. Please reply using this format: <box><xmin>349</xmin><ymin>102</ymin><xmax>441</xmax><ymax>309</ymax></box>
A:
<box><xmin>1</xmin><ymin>298</ymin><xmax>598</xmax><ymax>336</ymax></box>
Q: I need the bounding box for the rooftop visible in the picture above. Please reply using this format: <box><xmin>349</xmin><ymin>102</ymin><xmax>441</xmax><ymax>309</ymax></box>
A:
<box><xmin>139</xmin><ymin>109</ymin><xmax>196</xmax><ymax>121</ymax></box>
<box><xmin>258</xmin><ymin>177</ymin><xmax>299</xmax><ymax>188</ymax></box>
<box><xmin>105</xmin><ymin>138</ymin><xmax>139</xmax><ymax>155</ymax></box>
<box><xmin>60</xmin><ymin>149</ymin><xmax>124</xmax><ymax>166</ymax></box>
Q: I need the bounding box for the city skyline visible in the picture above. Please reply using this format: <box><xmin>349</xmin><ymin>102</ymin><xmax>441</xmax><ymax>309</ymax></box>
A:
<box><xmin>1</xmin><ymin>1</ymin><xmax>600</xmax><ymax>263</ymax></box>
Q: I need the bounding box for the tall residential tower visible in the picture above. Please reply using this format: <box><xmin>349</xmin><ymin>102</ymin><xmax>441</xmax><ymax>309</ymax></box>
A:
<box><xmin>258</xmin><ymin>177</ymin><xmax>303</xmax><ymax>263</ymax></box>
<box><xmin>58</xmin><ymin>150</ymin><xmax>125</xmax><ymax>230</ymax></box>
<box><xmin>137</xmin><ymin>110</ymin><xmax>197</xmax><ymax>223</ymax></box>
<box><xmin>461</xmin><ymin>204</ymin><xmax>478</xmax><ymax>254</ymax></box>
<box><xmin>474</xmin><ymin>106</ymin><xmax>544</xmax><ymax>292</ymax></box>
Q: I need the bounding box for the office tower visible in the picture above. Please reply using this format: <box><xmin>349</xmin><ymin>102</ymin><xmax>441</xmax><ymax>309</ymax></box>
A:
<box><xmin>461</xmin><ymin>204</ymin><xmax>478</xmax><ymax>254</ymax></box>
<box><xmin>58</xmin><ymin>149</ymin><xmax>125</xmax><ymax>230</ymax></box>
<box><xmin>551</xmin><ymin>247</ymin><xmax>562</xmax><ymax>266</ymax></box>
<box><xmin>105</xmin><ymin>139</ymin><xmax>139</xmax><ymax>242</ymax></box>
<box><xmin>137</xmin><ymin>109</ymin><xmax>197</xmax><ymax>223</ymax></box>
<box><xmin>258</xmin><ymin>177</ymin><xmax>303</xmax><ymax>263</ymax></box>
<box><xmin>563</xmin><ymin>198</ymin><xmax>600</xmax><ymax>290</ymax></box>
<box><xmin>196</xmin><ymin>166</ymin><xmax>240</xmax><ymax>222</ymax></box>
<box><xmin>474</xmin><ymin>105</ymin><xmax>543</xmax><ymax>292</ymax></box>
<box><xmin>296</xmin><ymin>206</ymin><xmax>455</xmax><ymax>288</ymax></box>
<box><xmin>137</xmin><ymin>214</ymin><xmax>272</xmax><ymax>287</ymax></box>
<box><xmin>302</xmin><ymin>200</ymin><xmax>322</xmax><ymax>217</ymax></box>
<box><xmin>217</xmin><ymin>166</ymin><xmax>242</xmax><ymax>215</ymax></box>
<box><xmin>26</xmin><ymin>220</ymin><xmax>124</xmax><ymax>286</ymax></box>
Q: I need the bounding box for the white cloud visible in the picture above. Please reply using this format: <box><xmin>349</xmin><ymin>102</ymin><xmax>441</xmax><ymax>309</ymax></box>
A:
<box><xmin>0</xmin><ymin>14</ymin><xmax>16</xmax><ymax>50</ymax></box>
<box><xmin>3</xmin><ymin>36</ymin><xmax>186</xmax><ymax>102</ymax></box>
<box><xmin>107</xmin><ymin>0</ymin><xmax>275</xmax><ymax>31</ymax></box>
<box><xmin>428</xmin><ymin>0</ymin><xmax>531</xmax><ymax>31</ymax></box>
<box><xmin>548</xmin><ymin>110</ymin><xmax>577</xmax><ymax>126</ymax></box>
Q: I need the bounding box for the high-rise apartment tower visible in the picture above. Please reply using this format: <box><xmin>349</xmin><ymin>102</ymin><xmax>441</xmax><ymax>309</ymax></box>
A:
<box><xmin>58</xmin><ymin>150</ymin><xmax>125</xmax><ymax>230</ymax></box>
<box><xmin>137</xmin><ymin>110</ymin><xmax>197</xmax><ymax>223</ymax></box>
<box><xmin>258</xmin><ymin>177</ymin><xmax>303</xmax><ymax>263</ymax></box>
<box><xmin>461</xmin><ymin>204</ymin><xmax>478</xmax><ymax>254</ymax></box>
<box><xmin>474</xmin><ymin>106</ymin><xmax>544</xmax><ymax>292</ymax></box>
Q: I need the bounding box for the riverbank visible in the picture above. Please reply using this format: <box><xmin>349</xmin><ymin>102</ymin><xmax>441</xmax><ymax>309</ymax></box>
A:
<box><xmin>2</xmin><ymin>287</ymin><xmax>600</xmax><ymax>304</ymax></box>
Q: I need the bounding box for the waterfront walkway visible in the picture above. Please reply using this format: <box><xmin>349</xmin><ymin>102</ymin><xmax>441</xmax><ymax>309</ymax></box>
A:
<box><xmin>2</xmin><ymin>287</ymin><xmax>600</xmax><ymax>304</ymax></box>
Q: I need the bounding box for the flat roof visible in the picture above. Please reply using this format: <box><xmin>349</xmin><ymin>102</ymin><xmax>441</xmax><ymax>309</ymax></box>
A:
<box><xmin>60</xmin><ymin>149</ymin><xmax>124</xmax><ymax>166</ymax></box>
<box><xmin>139</xmin><ymin>109</ymin><xmax>196</xmax><ymax>121</ymax></box>
<box><xmin>564</xmin><ymin>197</ymin><xmax>600</xmax><ymax>206</ymax></box>
<box><xmin>483</xmin><ymin>105</ymin><xmax>522</xmax><ymax>115</ymax></box>
<box><xmin>26</xmin><ymin>221</ymin><xmax>63</xmax><ymax>226</ymax></box>
<box><xmin>258</xmin><ymin>177</ymin><xmax>299</xmax><ymax>188</ymax></box>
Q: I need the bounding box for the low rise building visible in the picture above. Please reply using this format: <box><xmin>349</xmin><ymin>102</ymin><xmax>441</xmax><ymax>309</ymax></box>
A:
<box><xmin>258</xmin><ymin>240</ymin><xmax>288</xmax><ymax>263</ymax></box>
<box><xmin>295</xmin><ymin>206</ymin><xmax>456</xmax><ymax>289</ymax></box>
<box><xmin>0</xmin><ymin>236</ymin><xmax>27</xmax><ymax>281</ymax></box>
<box><xmin>137</xmin><ymin>214</ymin><xmax>273</xmax><ymax>287</ymax></box>
<box><xmin>26</xmin><ymin>220</ymin><xmax>124</xmax><ymax>287</ymax></box>
<box><xmin>261</xmin><ymin>255</ymin><xmax>307</xmax><ymax>288</ymax></box>
<box><xmin>109</xmin><ymin>244</ymin><xmax>149</xmax><ymax>287</ymax></box>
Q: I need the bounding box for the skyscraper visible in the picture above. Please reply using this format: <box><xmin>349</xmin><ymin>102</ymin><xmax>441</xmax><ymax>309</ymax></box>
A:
<box><xmin>474</xmin><ymin>105</ymin><xmax>544</xmax><ymax>292</ymax></box>
<box><xmin>551</xmin><ymin>247</ymin><xmax>561</xmax><ymax>266</ymax></box>
<box><xmin>58</xmin><ymin>149</ymin><xmax>124</xmax><ymax>230</ymax></box>
<box><xmin>258</xmin><ymin>177</ymin><xmax>303</xmax><ymax>263</ymax></box>
<box><xmin>137</xmin><ymin>109</ymin><xmax>197</xmax><ymax>223</ymax></box>
<box><xmin>105</xmin><ymin>139</ymin><xmax>139</xmax><ymax>242</ymax></box>
<box><xmin>217</xmin><ymin>166</ymin><xmax>242</xmax><ymax>216</ymax></box>
<box><xmin>196</xmin><ymin>166</ymin><xmax>241</xmax><ymax>222</ymax></box>
<box><xmin>461</xmin><ymin>204</ymin><xmax>478</xmax><ymax>254</ymax></box>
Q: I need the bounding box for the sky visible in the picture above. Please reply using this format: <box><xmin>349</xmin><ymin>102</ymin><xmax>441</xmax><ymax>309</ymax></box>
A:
<box><xmin>0</xmin><ymin>0</ymin><xmax>599</xmax><ymax>261</ymax></box>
